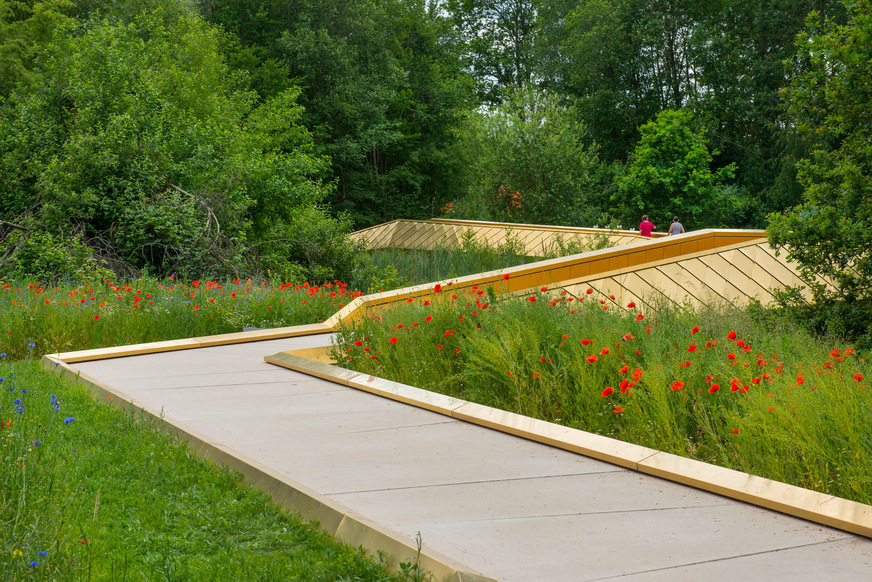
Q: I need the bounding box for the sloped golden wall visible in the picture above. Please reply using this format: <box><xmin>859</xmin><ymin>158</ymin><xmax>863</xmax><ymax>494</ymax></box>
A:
<box><xmin>350</xmin><ymin>218</ymin><xmax>651</xmax><ymax>257</ymax></box>
<box><xmin>329</xmin><ymin>228</ymin><xmax>793</xmax><ymax>328</ymax></box>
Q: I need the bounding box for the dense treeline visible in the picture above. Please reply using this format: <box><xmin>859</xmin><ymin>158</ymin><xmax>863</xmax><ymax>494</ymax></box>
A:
<box><xmin>1</xmin><ymin>0</ymin><xmax>870</xmax><ymax>308</ymax></box>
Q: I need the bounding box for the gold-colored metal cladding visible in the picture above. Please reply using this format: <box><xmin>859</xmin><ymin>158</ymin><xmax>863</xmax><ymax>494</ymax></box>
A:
<box><xmin>350</xmin><ymin>218</ymin><xmax>650</xmax><ymax>256</ymax></box>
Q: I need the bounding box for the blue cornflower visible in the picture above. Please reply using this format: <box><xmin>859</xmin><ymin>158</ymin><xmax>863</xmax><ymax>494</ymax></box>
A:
<box><xmin>50</xmin><ymin>394</ymin><xmax>56</xmax><ymax>399</ymax></box>
<box><xmin>29</xmin><ymin>561</ymin><xmax>39</xmax><ymax>567</ymax></box>
<box><xmin>27</xmin><ymin>343</ymin><xmax>35</xmax><ymax>348</ymax></box>
<box><xmin>32</xmin><ymin>439</ymin><xmax>42</xmax><ymax>447</ymax></box>
<box><xmin>36</xmin><ymin>551</ymin><xmax>48</xmax><ymax>556</ymax></box>
<box><xmin>20</xmin><ymin>388</ymin><xmax>27</xmax><ymax>394</ymax></box>
<box><xmin>13</xmin><ymin>399</ymin><xmax>21</xmax><ymax>404</ymax></box>
<box><xmin>63</xmin><ymin>417</ymin><xmax>75</xmax><ymax>424</ymax></box>
<box><xmin>0</xmin><ymin>353</ymin><xmax>6</xmax><ymax>358</ymax></box>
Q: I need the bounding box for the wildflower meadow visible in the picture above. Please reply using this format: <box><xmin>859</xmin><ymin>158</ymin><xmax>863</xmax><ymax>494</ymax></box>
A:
<box><xmin>0</xmin><ymin>277</ymin><xmax>403</xmax><ymax>581</ymax></box>
<box><xmin>334</xmin><ymin>279</ymin><xmax>872</xmax><ymax>505</ymax></box>
<box><xmin>0</xmin><ymin>277</ymin><xmax>360</xmax><ymax>358</ymax></box>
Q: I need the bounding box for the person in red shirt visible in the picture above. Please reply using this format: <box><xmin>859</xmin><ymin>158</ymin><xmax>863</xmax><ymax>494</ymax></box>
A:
<box><xmin>639</xmin><ymin>215</ymin><xmax>656</xmax><ymax>237</ymax></box>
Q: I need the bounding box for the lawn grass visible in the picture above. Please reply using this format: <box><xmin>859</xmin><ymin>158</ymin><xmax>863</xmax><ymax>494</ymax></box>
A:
<box><xmin>1</xmin><ymin>357</ymin><xmax>399</xmax><ymax>581</ymax></box>
<box><xmin>333</xmin><ymin>282</ymin><xmax>872</xmax><ymax>505</ymax></box>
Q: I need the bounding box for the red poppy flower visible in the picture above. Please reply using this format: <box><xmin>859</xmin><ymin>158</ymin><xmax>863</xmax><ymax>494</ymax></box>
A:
<box><xmin>845</xmin><ymin>348</ymin><xmax>855</xmax><ymax>356</ymax></box>
<box><xmin>528</xmin><ymin>296</ymin><xmax>536</xmax><ymax>302</ymax></box>
<box><xmin>425</xmin><ymin>316</ymin><xmax>433</xmax><ymax>322</ymax></box>
<box><xmin>601</xmin><ymin>387</ymin><xmax>615</xmax><ymax>397</ymax></box>
<box><xmin>688</xmin><ymin>345</ymin><xmax>697</xmax><ymax>353</ymax></box>
<box><xmin>503</xmin><ymin>273</ymin><xmax>511</xmax><ymax>280</ymax></box>
<box><xmin>627</xmin><ymin>302</ymin><xmax>636</xmax><ymax>308</ymax></box>
<box><xmin>830</xmin><ymin>348</ymin><xmax>840</xmax><ymax>358</ymax></box>
<box><xmin>854</xmin><ymin>373</ymin><xmax>863</xmax><ymax>382</ymax></box>
<box><xmin>364</xmin><ymin>347</ymin><xmax>371</xmax><ymax>351</ymax></box>
<box><xmin>533</xmin><ymin>372</ymin><xmax>541</xmax><ymax>379</ymax></box>
<box><xmin>727</xmin><ymin>352</ymin><xmax>736</xmax><ymax>360</ymax></box>
<box><xmin>727</xmin><ymin>331</ymin><xmax>737</xmax><ymax>341</ymax></box>
<box><xmin>389</xmin><ymin>337</ymin><xmax>398</xmax><ymax>344</ymax></box>
<box><xmin>613</xmin><ymin>405</ymin><xmax>624</xmax><ymax>413</ymax></box>
<box><xmin>619</xmin><ymin>379</ymin><xmax>630</xmax><ymax>392</ymax></box>
<box><xmin>691</xmin><ymin>326</ymin><xmax>700</xmax><ymax>335</ymax></box>
<box><xmin>507</xmin><ymin>370</ymin><xmax>513</xmax><ymax>377</ymax></box>
<box><xmin>423</xmin><ymin>300</ymin><xmax>430</xmax><ymax>306</ymax></box>
<box><xmin>670</xmin><ymin>381</ymin><xmax>684</xmax><ymax>391</ymax></box>
<box><xmin>586</xmin><ymin>288</ymin><xmax>593</xmax><ymax>294</ymax></box>
<box><xmin>581</xmin><ymin>339</ymin><xmax>592</xmax><ymax>346</ymax></box>
<box><xmin>762</xmin><ymin>373</ymin><xmax>771</xmax><ymax>379</ymax></box>
<box><xmin>354</xmin><ymin>340</ymin><xmax>363</xmax><ymax>347</ymax></box>
<box><xmin>94</xmin><ymin>314</ymin><xmax>99</xmax><ymax>320</ymax></box>
<box><xmin>752</xmin><ymin>377</ymin><xmax>761</xmax><ymax>384</ymax></box>
<box><xmin>586</xmin><ymin>355</ymin><xmax>598</xmax><ymax>363</ymax></box>
<box><xmin>434</xmin><ymin>283</ymin><xmax>442</xmax><ymax>293</ymax></box>
<box><xmin>736</xmin><ymin>340</ymin><xmax>745</xmax><ymax>347</ymax></box>
<box><xmin>600</xmin><ymin>347</ymin><xmax>610</xmax><ymax>355</ymax></box>
<box><xmin>731</xmin><ymin>429</ymin><xmax>739</xmax><ymax>434</ymax></box>
<box><xmin>192</xmin><ymin>280</ymin><xmax>200</xmax><ymax>287</ymax></box>
<box><xmin>796</xmin><ymin>376</ymin><xmax>804</xmax><ymax>385</ymax></box>
<box><xmin>636</xmin><ymin>313</ymin><xmax>645</xmax><ymax>321</ymax></box>
<box><xmin>708</xmin><ymin>384</ymin><xmax>720</xmax><ymax>393</ymax></box>
<box><xmin>678</xmin><ymin>361</ymin><xmax>692</xmax><ymax>368</ymax></box>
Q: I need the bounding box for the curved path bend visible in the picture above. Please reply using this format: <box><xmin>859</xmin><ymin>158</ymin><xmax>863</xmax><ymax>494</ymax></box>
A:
<box><xmin>63</xmin><ymin>333</ymin><xmax>872</xmax><ymax>581</ymax></box>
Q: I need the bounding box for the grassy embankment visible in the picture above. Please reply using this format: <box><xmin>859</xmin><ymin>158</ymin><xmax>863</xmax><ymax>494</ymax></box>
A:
<box><xmin>334</xmin><ymin>280</ymin><xmax>872</xmax><ymax>505</ymax></box>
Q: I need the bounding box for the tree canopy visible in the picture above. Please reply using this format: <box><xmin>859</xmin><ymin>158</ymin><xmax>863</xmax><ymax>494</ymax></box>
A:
<box><xmin>0</xmin><ymin>0</ymin><xmax>867</xmax><ymax>296</ymax></box>
<box><xmin>768</xmin><ymin>1</ymin><xmax>872</xmax><ymax>301</ymax></box>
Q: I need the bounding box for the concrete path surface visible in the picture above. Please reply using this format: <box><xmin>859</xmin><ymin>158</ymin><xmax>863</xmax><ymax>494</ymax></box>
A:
<box><xmin>68</xmin><ymin>334</ymin><xmax>872</xmax><ymax>581</ymax></box>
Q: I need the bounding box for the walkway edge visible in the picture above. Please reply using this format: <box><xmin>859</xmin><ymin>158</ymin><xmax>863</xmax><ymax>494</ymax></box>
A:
<box><xmin>265</xmin><ymin>351</ymin><xmax>872</xmax><ymax>540</ymax></box>
<box><xmin>39</xmin><ymin>355</ymin><xmax>496</xmax><ymax>582</ymax></box>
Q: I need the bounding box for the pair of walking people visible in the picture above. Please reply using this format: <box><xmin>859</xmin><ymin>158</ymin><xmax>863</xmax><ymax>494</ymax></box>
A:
<box><xmin>639</xmin><ymin>215</ymin><xmax>684</xmax><ymax>237</ymax></box>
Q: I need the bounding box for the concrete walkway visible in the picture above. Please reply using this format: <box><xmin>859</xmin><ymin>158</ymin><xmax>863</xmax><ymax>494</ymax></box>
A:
<box><xmin>68</xmin><ymin>334</ymin><xmax>872</xmax><ymax>581</ymax></box>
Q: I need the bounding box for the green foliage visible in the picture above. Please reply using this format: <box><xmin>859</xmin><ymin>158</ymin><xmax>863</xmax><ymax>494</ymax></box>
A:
<box><xmin>444</xmin><ymin>0</ymin><xmax>538</xmax><ymax>103</ymax></box>
<box><xmin>768</xmin><ymin>1</ymin><xmax>872</xmax><ymax>302</ymax></box>
<box><xmin>616</xmin><ymin>109</ymin><xmax>737</xmax><ymax>228</ymax></box>
<box><xmin>0</xmin><ymin>4</ymin><xmax>363</xmax><ymax>282</ymax></box>
<box><xmin>456</xmin><ymin>86</ymin><xmax>602</xmax><ymax>226</ymax></box>
<box><xmin>0</xmin><ymin>0</ymin><xmax>72</xmax><ymax>96</ymax></box>
<box><xmin>2</xmin><ymin>229</ymin><xmax>103</xmax><ymax>281</ymax></box>
<box><xmin>205</xmin><ymin>0</ymin><xmax>473</xmax><ymax>227</ymax></box>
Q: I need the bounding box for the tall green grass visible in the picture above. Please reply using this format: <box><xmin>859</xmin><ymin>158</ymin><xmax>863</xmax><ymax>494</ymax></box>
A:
<box><xmin>0</xmin><ymin>277</ymin><xmax>359</xmax><ymax>358</ymax></box>
<box><xmin>366</xmin><ymin>228</ymin><xmax>617</xmax><ymax>290</ymax></box>
<box><xmin>333</xmin><ymin>283</ymin><xmax>872</xmax><ymax>504</ymax></box>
